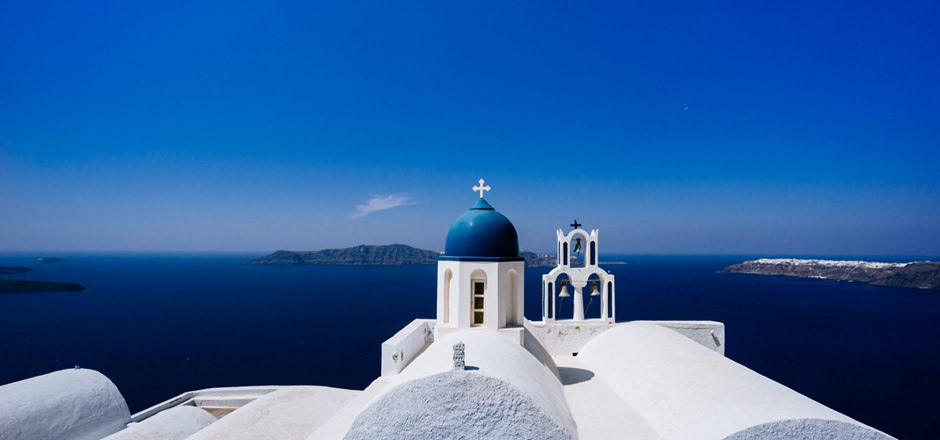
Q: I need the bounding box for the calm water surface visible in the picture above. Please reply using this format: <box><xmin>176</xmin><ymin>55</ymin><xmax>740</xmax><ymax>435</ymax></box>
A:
<box><xmin>0</xmin><ymin>254</ymin><xmax>937</xmax><ymax>440</ymax></box>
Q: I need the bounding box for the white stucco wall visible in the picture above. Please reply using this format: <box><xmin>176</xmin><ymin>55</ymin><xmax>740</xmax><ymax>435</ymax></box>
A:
<box><xmin>0</xmin><ymin>368</ymin><xmax>132</xmax><ymax>440</ymax></box>
<box><xmin>380</xmin><ymin>319</ymin><xmax>435</xmax><ymax>376</ymax></box>
<box><xmin>576</xmin><ymin>323</ymin><xmax>896</xmax><ymax>440</ymax></box>
<box><xmin>101</xmin><ymin>405</ymin><xmax>216</xmax><ymax>440</ymax></box>
<box><xmin>344</xmin><ymin>330</ymin><xmax>576</xmax><ymax>440</ymax></box>
<box><xmin>636</xmin><ymin>320</ymin><xmax>725</xmax><ymax>355</ymax></box>
<box><xmin>525</xmin><ymin>320</ymin><xmax>724</xmax><ymax>357</ymax></box>
<box><xmin>525</xmin><ymin>320</ymin><xmax>620</xmax><ymax>356</ymax></box>
<box><xmin>521</xmin><ymin>327</ymin><xmax>561</xmax><ymax>380</ymax></box>
<box><xmin>436</xmin><ymin>260</ymin><xmax>524</xmax><ymax>336</ymax></box>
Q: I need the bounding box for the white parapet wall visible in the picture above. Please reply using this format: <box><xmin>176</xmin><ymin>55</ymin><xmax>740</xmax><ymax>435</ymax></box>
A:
<box><xmin>634</xmin><ymin>320</ymin><xmax>725</xmax><ymax>355</ymax></box>
<box><xmin>525</xmin><ymin>319</ymin><xmax>620</xmax><ymax>356</ymax></box>
<box><xmin>101</xmin><ymin>405</ymin><xmax>217</xmax><ymax>440</ymax></box>
<box><xmin>131</xmin><ymin>386</ymin><xmax>283</xmax><ymax>422</ymax></box>
<box><xmin>187</xmin><ymin>386</ymin><xmax>359</xmax><ymax>440</ymax></box>
<box><xmin>0</xmin><ymin>368</ymin><xmax>132</xmax><ymax>440</ymax></box>
<box><xmin>525</xmin><ymin>319</ymin><xmax>725</xmax><ymax>356</ymax></box>
<box><xmin>380</xmin><ymin>318</ymin><xmax>435</xmax><ymax>376</ymax></box>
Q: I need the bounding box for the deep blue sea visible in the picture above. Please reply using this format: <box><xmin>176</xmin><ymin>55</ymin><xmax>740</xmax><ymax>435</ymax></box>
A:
<box><xmin>1</xmin><ymin>254</ymin><xmax>938</xmax><ymax>440</ymax></box>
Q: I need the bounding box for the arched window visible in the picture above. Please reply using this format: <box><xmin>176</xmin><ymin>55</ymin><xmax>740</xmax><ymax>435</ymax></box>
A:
<box><xmin>547</xmin><ymin>282</ymin><xmax>553</xmax><ymax>319</ymax></box>
<box><xmin>586</xmin><ymin>275</ymin><xmax>601</xmax><ymax>319</ymax></box>
<box><xmin>590</xmin><ymin>242</ymin><xmax>596</xmax><ymax>266</ymax></box>
<box><xmin>563</xmin><ymin>243</ymin><xmax>568</xmax><ymax>265</ymax></box>
<box><xmin>443</xmin><ymin>269</ymin><xmax>452</xmax><ymax>324</ymax></box>
<box><xmin>607</xmin><ymin>281</ymin><xmax>614</xmax><ymax>318</ymax></box>
<box><xmin>569</xmin><ymin>233</ymin><xmax>587</xmax><ymax>268</ymax></box>
<box><xmin>507</xmin><ymin>269</ymin><xmax>517</xmax><ymax>325</ymax></box>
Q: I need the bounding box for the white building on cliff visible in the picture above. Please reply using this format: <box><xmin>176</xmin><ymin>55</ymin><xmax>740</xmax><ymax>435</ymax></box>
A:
<box><xmin>0</xmin><ymin>182</ymin><xmax>897</xmax><ymax>440</ymax></box>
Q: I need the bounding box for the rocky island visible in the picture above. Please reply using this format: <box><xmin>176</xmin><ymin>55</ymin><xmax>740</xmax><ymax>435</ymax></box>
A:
<box><xmin>0</xmin><ymin>266</ymin><xmax>87</xmax><ymax>294</ymax></box>
<box><xmin>245</xmin><ymin>244</ymin><xmax>560</xmax><ymax>267</ymax></box>
<box><xmin>245</xmin><ymin>244</ymin><xmax>439</xmax><ymax>266</ymax></box>
<box><xmin>0</xmin><ymin>280</ymin><xmax>87</xmax><ymax>294</ymax></box>
<box><xmin>721</xmin><ymin>258</ymin><xmax>940</xmax><ymax>290</ymax></box>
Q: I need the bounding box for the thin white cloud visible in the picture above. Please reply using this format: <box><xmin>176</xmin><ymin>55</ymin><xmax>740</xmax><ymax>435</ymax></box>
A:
<box><xmin>350</xmin><ymin>194</ymin><xmax>417</xmax><ymax>219</ymax></box>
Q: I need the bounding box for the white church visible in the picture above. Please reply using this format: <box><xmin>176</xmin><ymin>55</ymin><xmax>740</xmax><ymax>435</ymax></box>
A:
<box><xmin>0</xmin><ymin>181</ymin><xmax>896</xmax><ymax>439</ymax></box>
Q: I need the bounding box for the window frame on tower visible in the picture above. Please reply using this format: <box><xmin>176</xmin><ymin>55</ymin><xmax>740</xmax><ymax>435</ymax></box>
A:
<box><xmin>472</xmin><ymin>279</ymin><xmax>485</xmax><ymax>326</ymax></box>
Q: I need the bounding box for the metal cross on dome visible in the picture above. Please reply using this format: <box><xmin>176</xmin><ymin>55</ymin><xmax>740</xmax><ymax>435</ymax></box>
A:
<box><xmin>473</xmin><ymin>179</ymin><xmax>491</xmax><ymax>198</ymax></box>
<box><xmin>570</xmin><ymin>219</ymin><xmax>582</xmax><ymax>229</ymax></box>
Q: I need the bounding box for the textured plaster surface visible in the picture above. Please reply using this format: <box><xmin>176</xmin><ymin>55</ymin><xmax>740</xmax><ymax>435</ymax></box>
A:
<box><xmin>576</xmin><ymin>323</ymin><xmax>896</xmax><ymax>440</ymax></box>
<box><xmin>186</xmin><ymin>386</ymin><xmax>359</xmax><ymax>440</ymax></box>
<box><xmin>344</xmin><ymin>372</ymin><xmax>574</xmax><ymax>440</ymax></box>
<box><xmin>102</xmin><ymin>405</ymin><xmax>215</xmax><ymax>440</ymax></box>
<box><xmin>0</xmin><ymin>368</ymin><xmax>131</xmax><ymax>440</ymax></box>
<box><xmin>724</xmin><ymin>418</ymin><xmax>895</xmax><ymax>440</ymax></box>
<box><xmin>345</xmin><ymin>329</ymin><xmax>577</xmax><ymax>439</ymax></box>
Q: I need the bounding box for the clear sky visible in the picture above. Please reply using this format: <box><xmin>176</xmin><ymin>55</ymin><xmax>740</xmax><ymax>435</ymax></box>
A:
<box><xmin>2</xmin><ymin>1</ymin><xmax>938</xmax><ymax>255</ymax></box>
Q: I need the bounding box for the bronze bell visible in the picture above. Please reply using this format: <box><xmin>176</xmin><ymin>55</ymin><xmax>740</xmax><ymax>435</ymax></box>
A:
<box><xmin>558</xmin><ymin>280</ymin><xmax>571</xmax><ymax>298</ymax></box>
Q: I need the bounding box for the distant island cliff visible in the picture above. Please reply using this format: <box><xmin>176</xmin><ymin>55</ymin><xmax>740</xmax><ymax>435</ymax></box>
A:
<box><xmin>721</xmin><ymin>258</ymin><xmax>940</xmax><ymax>290</ymax></box>
<box><xmin>0</xmin><ymin>267</ymin><xmax>86</xmax><ymax>294</ymax></box>
<box><xmin>0</xmin><ymin>280</ymin><xmax>87</xmax><ymax>294</ymax></box>
<box><xmin>245</xmin><ymin>244</ymin><xmax>439</xmax><ymax>266</ymax></box>
<box><xmin>244</xmin><ymin>244</ymin><xmax>560</xmax><ymax>267</ymax></box>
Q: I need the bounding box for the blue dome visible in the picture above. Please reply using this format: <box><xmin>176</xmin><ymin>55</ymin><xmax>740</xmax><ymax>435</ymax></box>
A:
<box><xmin>441</xmin><ymin>199</ymin><xmax>523</xmax><ymax>261</ymax></box>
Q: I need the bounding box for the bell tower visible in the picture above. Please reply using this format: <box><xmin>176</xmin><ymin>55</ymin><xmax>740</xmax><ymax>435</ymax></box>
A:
<box><xmin>435</xmin><ymin>180</ymin><xmax>525</xmax><ymax>341</ymax></box>
<box><xmin>542</xmin><ymin>222</ymin><xmax>616</xmax><ymax>323</ymax></box>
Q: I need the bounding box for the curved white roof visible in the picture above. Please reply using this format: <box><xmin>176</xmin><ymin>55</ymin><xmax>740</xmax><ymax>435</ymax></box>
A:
<box><xmin>345</xmin><ymin>329</ymin><xmax>577</xmax><ymax>440</ymax></box>
<box><xmin>576</xmin><ymin>323</ymin><xmax>894</xmax><ymax>440</ymax></box>
<box><xmin>0</xmin><ymin>368</ymin><xmax>131</xmax><ymax>440</ymax></box>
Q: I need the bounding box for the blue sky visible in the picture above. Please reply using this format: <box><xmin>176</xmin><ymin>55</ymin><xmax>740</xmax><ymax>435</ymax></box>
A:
<box><xmin>2</xmin><ymin>1</ymin><xmax>938</xmax><ymax>255</ymax></box>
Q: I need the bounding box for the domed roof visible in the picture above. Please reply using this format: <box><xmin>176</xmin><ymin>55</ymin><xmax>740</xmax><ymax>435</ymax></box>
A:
<box><xmin>441</xmin><ymin>198</ymin><xmax>522</xmax><ymax>261</ymax></box>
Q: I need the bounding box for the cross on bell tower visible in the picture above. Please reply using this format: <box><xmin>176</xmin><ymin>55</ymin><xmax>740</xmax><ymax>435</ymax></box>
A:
<box><xmin>571</xmin><ymin>220</ymin><xmax>584</xmax><ymax>255</ymax></box>
<box><xmin>473</xmin><ymin>179</ymin><xmax>491</xmax><ymax>198</ymax></box>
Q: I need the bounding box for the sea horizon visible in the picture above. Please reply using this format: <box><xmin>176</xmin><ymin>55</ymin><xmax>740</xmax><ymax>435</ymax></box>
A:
<box><xmin>2</xmin><ymin>250</ymin><xmax>938</xmax><ymax>260</ymax></box>
<box><xmin>1</xmin><ymin>253</ymin><xmax>938</xmax><ymax>439</ymax></box>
